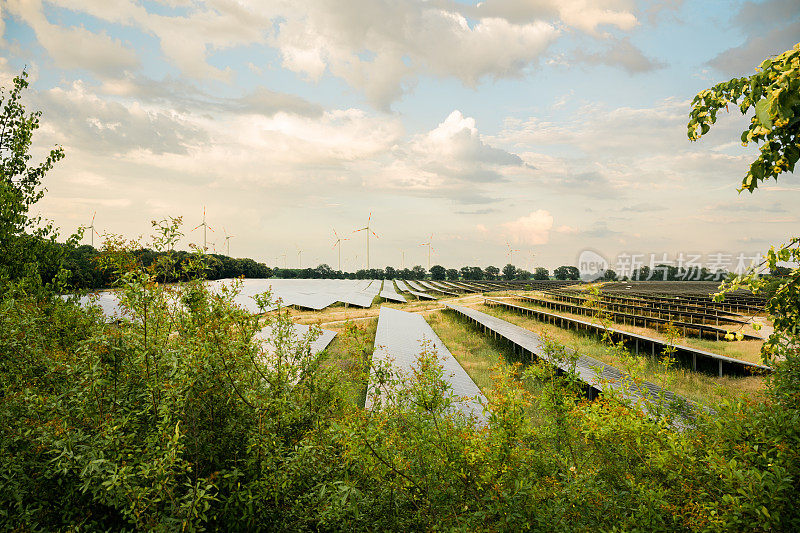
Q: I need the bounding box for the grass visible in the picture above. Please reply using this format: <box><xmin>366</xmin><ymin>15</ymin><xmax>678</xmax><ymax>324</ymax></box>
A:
<box><xmin>425</xmin><ymin>309</ymin><xmax>513</xmax><ymax>394</ymax></box>
<box><xmin>470</xmin><ymin>303</ymin><xmax>766</xmax><ymax>407</ymax></box>
<box><xmin>425</xmin><ymin>309</ymin><xmax>552</xmax><ymax>425</ymax></box>
<box><xmin>321</xmin><ymin>317</ymin><xmax>379</xmax><ymax>408</ymax></box>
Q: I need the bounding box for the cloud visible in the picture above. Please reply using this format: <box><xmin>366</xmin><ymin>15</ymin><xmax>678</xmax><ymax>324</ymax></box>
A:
<box><xmin>20</xmin><ymin>0</ymin><xmax>651</xmax><ymax>108</ymax></box>
<box><xmin>621</xmin><ymin>202</ymin><xmax>667</xmax><ymax>212</ymax></box>
<box><xmin>556</xmin><ymin>225</ymin><xmax>579</xmax><ymax>233</ymax></box>
<box><xmin>271</xmin><ymin>5</ymin><xmax>560</xmax><ymax>108</ymax></box>
<box><xmin>707</xmin><ymin>21</ymin><xmax>800</xmax><ymax>76</ymax></box>
<box><xmin>706</xmin><ymin>0</ymin><xmax>800</xmax><ymax>76</ymax></box>
<box><xmin>468</xmin><ymin>0</ymin><xmax>638</xmax><ymax>35</ymax></box>
<box><xmin>367</xmin><ymin>110</ymin><xmax>526</xmax><ymax>203</ymax></box>
<box><xmin>580</xmin><ymin>220</ymin><xmax>621</xmax><ymax>238</ymax></box>
<box><xmin>574</xmin><ymin>37</ymin><xmax>666</xmax><ymax>73</ymax></box>
<box><xmin>38</xmin><ymin>81</ymin><xmax>208</xmax><ymax>155</ymax></box>
<box><xmin>502</xmin><ymin>210</ymin><xmax>554</xmax><ymax>245</ymax></box>
<box><xmin>491</xmin><ymin>97</ymin><xmax>758</xmax><ymax>200</ymax></box>
<box><xmin>6</xmin><ymin>0</ymin><xmax>140</xmax><ymax>75</ymax></box>
<box><xmin>706</xmin><ymin>201</ymin><xmax>786</xmax><ymax>213</ymax></box>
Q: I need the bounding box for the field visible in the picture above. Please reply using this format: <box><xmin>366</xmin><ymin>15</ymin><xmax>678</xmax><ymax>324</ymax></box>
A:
<box><xmin>268</xmin><ymin>281</ymin><xmax>771</xmax><ymax>408</ymax></box>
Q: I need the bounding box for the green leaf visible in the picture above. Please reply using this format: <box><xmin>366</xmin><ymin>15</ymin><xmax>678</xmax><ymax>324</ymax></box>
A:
<box><xmin>755</xmin><ymin>98</ymin><xmax>773</xmax><ymax>130</ymax></box>
<box><xmin>752</xmin><ymin>161</ymin><xmax>764</xmax><ymax>181</ymax></box>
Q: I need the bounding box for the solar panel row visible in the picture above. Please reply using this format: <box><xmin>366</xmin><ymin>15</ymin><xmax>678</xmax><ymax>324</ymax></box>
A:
<box><xmin>366</xmin><ymin>306</ymin><xmax>486</xmax><ymax>422</ymax></box>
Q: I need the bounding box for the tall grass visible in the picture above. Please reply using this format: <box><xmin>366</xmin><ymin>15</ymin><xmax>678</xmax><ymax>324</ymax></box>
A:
<box><xmin>322</xmin><ymin>318</ymin><xmax>379</xmax><ymax>407</ymax></box>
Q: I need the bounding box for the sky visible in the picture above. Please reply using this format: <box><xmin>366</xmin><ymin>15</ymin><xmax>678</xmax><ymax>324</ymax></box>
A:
<box><xmin>1</xmin><ymin>0</ymin><xmax>798</xmax><ymax>274</ymax></box>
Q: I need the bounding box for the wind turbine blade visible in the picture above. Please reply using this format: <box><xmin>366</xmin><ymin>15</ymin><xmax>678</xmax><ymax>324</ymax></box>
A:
<box><xmin>91</xmin><ymin>212</ymin><xmax>96</xmax><ymax>224</ymax></box>
<box><xmin>372</xmin><ymin>231</ymin><xmax>378</xmax><ymax>238</ymax></box>
<box><xmin>192</xmin><ymin>224</ymin><xmax>202</xmax><ymax>231</ymax></box>
<box><xmin>368</xmin><ymin>212</ymin><xmax>372</xmax><ymax>223</ymax></box>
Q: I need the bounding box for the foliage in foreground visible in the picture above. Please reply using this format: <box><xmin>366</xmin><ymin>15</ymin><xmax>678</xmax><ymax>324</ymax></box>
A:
<box><xmin>1</xmin><ymin>264</ymin><xmax>799</xmax><ymax>531</ymax></box>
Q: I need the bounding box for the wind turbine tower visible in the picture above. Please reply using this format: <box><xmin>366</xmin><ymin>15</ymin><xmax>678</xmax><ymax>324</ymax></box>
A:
<box><xmin>192</xmin><ymin>207</ymin><xmax>214</xmax><ymax>251</ymax></box>
<box><xmin>419</xmin><ymin>234</ymin><xmax>434</xmax><ymax>269</ymax></box>
<box><xmin>223</xmin><ymin>227</ymin><xmax>234</xmax><ymax>256</ymax></box>
<box><xmin>354</xmin><ymin>213</ymin><xmax>378</xmax><ymax>269</ymax></box>
<box><xmin>505</xmin><ymin>241</ymin><xmax>520</xmax><ymax>266</ymax></box>
<box><xmin>332</xmin><ymin>229</ymin><xmax>349</xmax><ymax>271</ymax></box>
<box><xmin>85</xmin><ymin>212</ymin><xmax>100</xmax><ymax>248</ymax></box>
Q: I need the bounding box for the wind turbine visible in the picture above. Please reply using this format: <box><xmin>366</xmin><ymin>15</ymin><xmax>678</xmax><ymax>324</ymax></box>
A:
<box><xmin>296</xmin><ymin>245</ymin><xmax>303</xmax><ymax>269</ymax></box>
<box><xmin>419</xmin><ymin>234</ymin><xmax>434</xmax><ymax>269</ymax></box>
<box><xmin>400</xmin><ymin>249</ymin><xmax>405</xmax><ymax>269</ymax></box>
<box><xmin>353</xmin><ymin>213</ymin><xmax>378</xmax><ymax>269</ymax></box>
<box><xmin>332</xmin><ymin>229</ymin><xmax>349</xmax><ymax>271</ymax></box>
<box><xmin>223</xmin><ymin>227</ymin><xmax>234</xmax><ymax>256</ymax></box>
<box><xmin>505</xmin><ymin>240</ymin><xmax>520</xmax><ymax>266</ymax></box>
<box><xmin>526</xmin><ymin>250</ymin><xmax>536</xmax><ymax>272</ymax></box>
<box><xmin>281</xmin><ymin>253</ymin><xmax>287</xmax><ymax>268</ymax></box>
<box><xmin>192</xmin><ymin>206</ymin><xmax>214</xmax><ymax>251</ymax></box>
<box><xmin>85</xmin><ymin>212</ymin><xmax>100</xmax><ymax>248</ymax></box>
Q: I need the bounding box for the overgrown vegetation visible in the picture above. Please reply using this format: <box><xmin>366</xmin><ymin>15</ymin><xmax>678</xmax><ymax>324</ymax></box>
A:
<box><xmin>2</xmin><ymin>46</ymin><xmax>800</xmax><ymax>531</ymax></box>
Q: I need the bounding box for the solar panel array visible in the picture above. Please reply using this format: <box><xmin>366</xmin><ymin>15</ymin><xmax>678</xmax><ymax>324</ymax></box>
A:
<box><xmin>366</xmin><ymin>306</ymin><xmax>486</xmax><ymax>422</ymax></box>
<box><xmin>444</xmin><ymin>303</ymin><xmax>699</xmax><ymax>419</ymax></box>
<box><xmin>483</xmin><ymin>297</ymin><xmax>769</xmax><ymax>377</ymax></box>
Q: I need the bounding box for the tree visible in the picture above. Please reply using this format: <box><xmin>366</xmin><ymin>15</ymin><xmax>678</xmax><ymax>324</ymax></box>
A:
<box><xmin>411</xmin><ymin>265</ymin><xmax>426</xmax><ymax>280</ymax></box>
<box><xmin>1</xmin><ymin>70</ymin><xmax>66</xmax><ymax>284</ymax></box>
<box><xmin>692</xmin><ymin>42</ymin><xmax>800</xmax><ymax>403</ymax></box>
<box><xmin>516</xmin><ymin>269</ymin><xmax>531</xmax><ymax>280</ymax></box>
<box><xmin>502</xmin><ymin>263</ymin><xmax>516</xmax><ymax>280</ymax></box>
<box><xmin>533</xmin><ymin>267</ymin><xmax>549</xmax><ymax>280</ymax></box>
<box><xmin>602</xmin><ymin>269</ymin><xmax>618</xmax><ymax>281</ymax></box>
<box><xmin>469</xmin><ymin>266</ymin><xmax>484</xmax><ymax>280</ymax></box>
<box><xmin>430</xmin><ymin>264</ymin><xmax>446</xmax><ymax>280</ymax></box>
<box><xmin>446</xmin><ymin>268</ymin><xmax>459</xmax><ymax>281</ymax></box>
<box><xmin>689</xmin><ymin>43</ymin><xmax>799</xmax><ymax>192</ymax></box>
<box><xmin>484</xmin><ymin>265</ymin><xmax>499</xmax><ymax>280</ymax></box>
<box><xmin>632</xmin><ymin>265</ymin><xmax>650</xmax><ymax>281</ymax></box>
<box><xmin>384</xmin><ymin>266</ymin><xmax>396</xmax><ymax>279</ymax></box>
<box><xmin>553</xmin><ymin>265</ymin><xmax>580</xmax><ymax>280</ymax></box>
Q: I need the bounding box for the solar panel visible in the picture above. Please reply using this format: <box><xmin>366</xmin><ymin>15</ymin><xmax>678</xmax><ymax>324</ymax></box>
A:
<box><xmin>379</xmin><ymin>281</ymin><xmax>407</xmax><ymax>303</ymax></box>
<box><xmin>394</xmin><ymin>279</ymin><xmax>410</xmax><ymax>291</ymax></box>
<box><xmin>366</xmin><ymin>306</ymin><xmax>486</xmax><ymax>422</ymax></box>
<box><xmin>405</xmin><ymin>280</ymin><xmax>428</xmax><ymax>291</ymax></box>
<box><xmin>254</xmin><ymin>322</ymin><xmax>337</xmax><ymax>355</ymax></box>
<box><xmin>408</xmin><ymin>290</ymin><xmax>437</xmax><ymax>300</ymax></box>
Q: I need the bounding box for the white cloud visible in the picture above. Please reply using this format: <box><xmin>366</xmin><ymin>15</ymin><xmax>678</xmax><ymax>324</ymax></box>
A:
<box><xmin>502</xmin><ymin>210</ymin><xmax>554</xmax><ymax>245</ymax></box>
<box><xmin>270</xmin><ymin>4</ymin><xmax>559</xmax><ymax>107</ymax></box>
<box><xmin>10</xmin><ymin>0</ymin><xmax>661</xmax><ymax>108</ymax></box>
<box><xmin>6</xmin><ymin>0</ymin><xmax>140</xmax><ymax>75</ymax></box>
<box><xmin>491</xmin><ymin>97</ymin><xmax>757</xmax><ymax>197</ymax></box>
<box><xmin>369</xmin><ymin>110</ymin><xmax>526</xmax><ymax>203</ymax></box>
<box><xmin>469</xmin><ymin>0</ymin><xmax>638</xmax><ymax>35</ymax></box>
